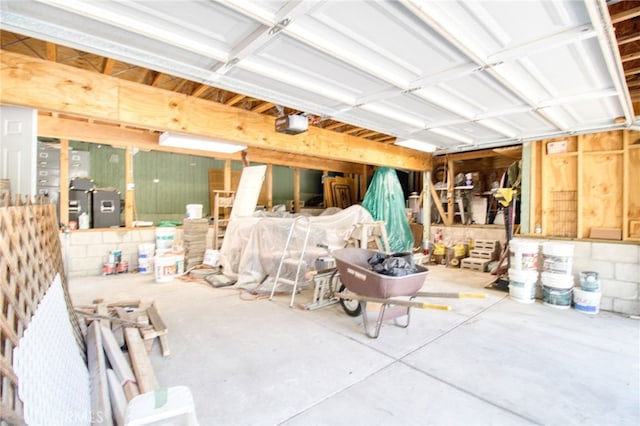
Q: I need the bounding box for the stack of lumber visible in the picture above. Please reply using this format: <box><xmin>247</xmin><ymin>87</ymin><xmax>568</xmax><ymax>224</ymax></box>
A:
<box><xmin>183</xmin><ymin>218</ymin><xmax>209</xmax><ymax>270</ymax></box>
<box><xmin>75</xmin><ymin>299</ymin><xmax>170</xmax><ymax>425</ymax></box>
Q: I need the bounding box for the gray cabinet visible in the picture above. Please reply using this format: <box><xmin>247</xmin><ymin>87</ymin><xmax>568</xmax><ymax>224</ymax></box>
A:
<box><xmin>36</xmin><ymin>142</ymin><xmax>91</xmax><ymax>220</ymax></box>
<box><xmin>36</xmin><ymin>143</ymin><xmax>61</xmax><ymax>205</ymax></box>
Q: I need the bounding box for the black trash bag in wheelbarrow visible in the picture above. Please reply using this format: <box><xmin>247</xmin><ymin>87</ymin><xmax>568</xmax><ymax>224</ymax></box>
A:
<box><xmin>368</xmin><ymin>252</ymin><xmax>418</xmax><ymax>276</ymax></box>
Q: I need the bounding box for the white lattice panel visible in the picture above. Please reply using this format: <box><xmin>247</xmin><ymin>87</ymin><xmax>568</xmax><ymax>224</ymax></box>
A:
<box><xmin>13</xmin><ymin>274</ymin><xmax>91</xmax><ymax>425</ymax></box>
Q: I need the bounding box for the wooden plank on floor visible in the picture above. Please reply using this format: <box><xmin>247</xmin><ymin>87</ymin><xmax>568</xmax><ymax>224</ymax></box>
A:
<box><xmin>86</xmin><ymin>322</ymin><xmax>113</xmax><ymax>426</ymax></box>
<box><xmin>146</xmin><ymin>303</ymin><xmax>170</xmax><ymax>356</ymax></box>
<box><xmin>101</xmin><ymin>325</ymin><xmax>138</xmax><ymax>395</ymax></box>
<box><xmin>106</xmin><ymin>368</ymin><xmax>127</xmax><ymax>426</ymax></box>
<box><xmin>124</xmin><ymin>327</ymin><xmax>159</xmax><ymax>393</ymax></box>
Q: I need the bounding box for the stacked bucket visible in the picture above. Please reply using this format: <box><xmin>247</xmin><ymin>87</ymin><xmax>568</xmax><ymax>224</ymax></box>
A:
<box><xmin>508</xmin><ymin>239</ymin><xmax>541</xmax><ymax>303</ymax></box>
<box><xmin>573</xmin><ymin>272</ymin><xmax>602</xmax><ymax>314</ymax></box>
<box><xmin>540</xmin><ymin>242</ymin><xmax>575</xmax><ymax>309</ymax></box>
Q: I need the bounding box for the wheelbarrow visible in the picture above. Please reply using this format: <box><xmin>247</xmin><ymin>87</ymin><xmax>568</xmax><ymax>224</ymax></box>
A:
<box><xmin>332</xmin><ymin>247</ymin><xmax>487</xmax><ymax>338</ymax></box>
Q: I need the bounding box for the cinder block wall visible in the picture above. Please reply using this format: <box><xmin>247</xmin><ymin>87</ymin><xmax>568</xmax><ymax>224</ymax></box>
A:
<box><xmin>430</xmin><ymin>226</ymin><xmax>640</xmax><ymax>316</ymax></box>
<box><xmin>571</xmin><ymin>241</ymin><xmax>639</xmax><ymax>316</ymax></box>
<box><xmin>63</xmin><ymin>227</ymin><xmax>214</xmax><ymax>277</ymax></box>
<box><xmin>65</xmin><ymin>226</ymin><xmax>639</xmax><ymax>315</ymax></box>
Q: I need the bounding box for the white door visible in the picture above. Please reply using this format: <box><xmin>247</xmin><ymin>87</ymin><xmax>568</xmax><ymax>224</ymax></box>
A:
<box><xmin>230</xmin><ymin>165</ymin><xmax>266</xmax><ymax>219</ymax></box>
<box><xmin>0</xmin><ymin>106</ymin><xmax>37</xmax><ymax>197</ymax></box>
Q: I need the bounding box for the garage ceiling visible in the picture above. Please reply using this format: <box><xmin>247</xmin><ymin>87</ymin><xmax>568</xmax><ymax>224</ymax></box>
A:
<box><xmin>1</xmin><ymin>0</ymin><xmax>637</xmax><ymax>154</ymax></box>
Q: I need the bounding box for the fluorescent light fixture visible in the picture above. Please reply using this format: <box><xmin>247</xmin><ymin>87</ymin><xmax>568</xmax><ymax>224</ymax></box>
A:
<box><xmin>159</xmin><ymin>132</ymin><xmax>247</xmax><ymax>153</ymax></box>
<box><xmin>395</xmin><ymin>138</ymin><xmax>438</xmax><ymax>153</ymax></box>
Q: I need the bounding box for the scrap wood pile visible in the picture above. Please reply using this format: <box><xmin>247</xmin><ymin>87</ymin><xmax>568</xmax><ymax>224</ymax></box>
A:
<box><xmin>75</xmin><ymin>299</ymin><xmax>170</xmax><ymax>425</ymax></box>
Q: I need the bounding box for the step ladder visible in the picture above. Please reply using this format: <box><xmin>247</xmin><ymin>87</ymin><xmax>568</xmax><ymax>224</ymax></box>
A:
<box><xmin>269</xmin><ymin>215</ymin><xmax>312</xmax><ymax>307</ymax></box>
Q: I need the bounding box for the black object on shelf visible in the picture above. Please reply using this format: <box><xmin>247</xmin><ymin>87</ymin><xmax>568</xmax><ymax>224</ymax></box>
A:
<box><xmin>92</xmin><ymin>189</ymin><xmax>121</xmax><ymax>228</ymax></box>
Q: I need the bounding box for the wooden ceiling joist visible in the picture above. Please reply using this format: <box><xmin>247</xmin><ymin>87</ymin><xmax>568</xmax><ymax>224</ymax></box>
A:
<box><xmin>251</xmin><ymin>102</ymin><xmax>274</xmax><ymax>113</ymax></box>
<box><xmin>102</xmin><ymin>58</ymin><xmax>115</xmax><ymax>75</ymax></box>
<box><xmin>225</xmin><ymin>93</ymin><xmax>245</xmax><ymax>106</ymax></box>
<box><xmin>45</xmin><ymin>42</ymin><xmax>56</xmax><ymax>62</ymax></box>
<box><xmin>610</xmin><ymin>5</ymin><xmax>640</xmax><ymax>24</ymax></box>
<box><xmin>191</xmin><ymin>84</ymin><xmax>209</xmax><ymax>98</ymax></box>
<box><xmin>1</xmin><ymin>51</ymin><xmax>429</xmax><ymax>170</ymax></box>
<box><xmin>322</xmin><ymin>122</ymin><xmax>345</xmax><ymax>131</ymax></box>
<box><xmin>618</xmin><ymin>33</ymin><xmax>640</xmax><ymax>46</ymax></box>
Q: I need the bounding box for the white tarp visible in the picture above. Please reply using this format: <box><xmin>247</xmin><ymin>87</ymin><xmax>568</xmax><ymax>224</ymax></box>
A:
<box><xmin>219</xmin><ymin>205</ymin><xmax>374</xmax><ymax>291</ymax></box>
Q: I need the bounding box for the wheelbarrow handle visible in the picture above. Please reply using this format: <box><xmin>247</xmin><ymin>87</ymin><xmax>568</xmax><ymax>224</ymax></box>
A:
<box><xmin>414</xmin><ymin>291</ymin><xmax>488</xmax><ymax>299</ymax></box>
<box><xmin>336</xmin><ymin>292</ymin><xmax>451</xmax><ymax>311</ymax></box>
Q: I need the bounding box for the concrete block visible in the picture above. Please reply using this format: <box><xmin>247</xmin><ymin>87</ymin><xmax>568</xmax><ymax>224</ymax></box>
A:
<box><xmin>591</xmin><ymin>242</ymin><xmax>638</xmax><ymax>263</ymax></box>
<box><xmin>70</xmin><ymin>231</ymin><xmax>103</xmax><ymax>245</ymax></box>
<box><xmin>103</xmin><ymin>230</ymin><xmax>133</xmax><ymax>244</ymax></box>
<box><xmin>70</xmin><ymin>256</ymin><xmax>103</xmax><ymax>275</ymax></box>
<box><xmin>92</xmin><ymin>244</ymin><xmax>120</xmax><ymax>261</ymax></box>
<box><xmin>599</xmin><ymin>296</ymin><xmax>614</xmax><ymax>312</ymax></box>
<box><xmin>69</xmin><ymin>245</ymin><xmax>88</xmax><ymax>258</ymax></box>
<box><xmin>572</xmin><ymin>259</ymin><xmax>614</xmax><ymax>279</ymax></box>
<box><xmin>571</xmin><ymin>241</ymin><xmax>591</xmax><ymax>259</ymax></box>
<box><xmin>615</xmin><ymin>263</ymin><xmax>640</xmax><ymax>283</ymax></box>
<box><xmin>612</xmin><ymin>299</ymin><xmax>640</xmax><ymax>316</ymax></box>
<box><xmin>117</xmin><ymin>244</ymin><xmax>140</xmax><ymax>262</ymax></box>
<box><xmin>600</xmin><ymin>279</ymin><xmax>638</xmax><ymax>299</ymax></box>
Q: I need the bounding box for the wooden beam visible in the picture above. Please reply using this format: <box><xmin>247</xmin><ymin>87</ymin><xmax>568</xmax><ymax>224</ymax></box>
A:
<box><xmin>123</xmin><ymin>328</ymin><xmax>158</xmax><ymax>394</ymax></box>
<box><xmin>251</xmin><ymin>102</ymin><xmax>274</xmax><ymax>113</ymax></box>
<box><xmin>45</xmin><ymin>42</ymin><xmax>56</xmax><ymax>62</ymax></box>
<box><xmin>611</xmin><ymin>6</ymin><xmax>640</xmax><ymax>24</ymax></box>
<box><xmin>101</xmin><ymin>325</ymin><xmax>137</xmax><ymax>389</ymax></box>
<box><xmin>59</xmin><ymin>138</ymin><xmax>69</xmax><ymax>226</ymax></box>
<box><xmin>125</xmin><ymin>147</ymin><xmax>135</xmax><ymax>227</ymax></box>
<box><xmin>266</xmin><ymin>164</ymin><xmax>273</xmax><ymax>210</ymax></box>
<box><xmin>37</xmin><ymin>115</ymin><xmax>370</xmax><ymax>174</ymax></box>
<box><xmin>191</xmin><ymin>84</ymin><xmax>209</xmax><ymax>97</ymax></box>
<box><xmin>624</xmin><ymin>66</ymin><xmax>640</xmax><ymax>76</ymax></box>
<box><xmin>357</xmin><ymin>130</ymin><xmax>378</xmax><ymax>138</ymax></box>
<box><xmin>621</xmin><ymin>51</ymin><xmax>640</xmax><ymax>63</ymax></box>
<box><xmin>344</xmin><ymin>127</ymin><xmax>364</xmax><ymax>135</ymax></box>
<box><xmin>102</xmin><ymin>58</ymin><xmax>115</xmax><ymax>75</ymax></box>
<box><xmin>323</xmin><ymin>122</ymin><xmax>344</xmax><ymax>130</ymax></box>
<box><xmin>150</xmin><ymin>71</ymin><xmax>163</xmax><ymax>86</ymax></box>
<box><xmin>2</xmin><ymin>50</ymin><xmax>430</xmax><ymax>170</ymax></box>
<box><xmin>86</xmin><ymin>322</ymin><xmax>113</xmax><ymax>426</ymax></box>
<box><xmin>618</xmin><ymin>32</ymin><xmax>640</xmax><ymax>46</ymax></box>
<box><xmin>225</xmin><ymin>93</ymin><xmax>245</xmax><ymax>106</ymax></box>
<box><xmin>106</xmin><ymin>369</ymin><xmax>127</xmax><ymax>426</ymax></box>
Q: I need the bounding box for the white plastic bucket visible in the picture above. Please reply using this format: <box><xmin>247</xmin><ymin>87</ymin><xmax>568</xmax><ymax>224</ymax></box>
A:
<box><xmin>138</xmin><ymin>253</ymin><xmax>150</xmax><ymax>274</ymax></box>
<box><xmin>203</xmin><ymin>249</ymin><xmax>220</xmax><ymax>267</ymax></box>
<box><xmin>541</xmin><ymin>271</ymin><xmax>574</xmax><ymax>289</ymax></box>
<box><xmin>542</xmin><ymin>243</ymin><xmax>574</xmax><ymax>274</ymax></box>
<box><xmin>509</xmin><ymin>240</ymin><xmax>539</xmax><ymax>271</ymax></box>
<box><xmin>155</xmin><ymin>255</ymin><xmax>176</xmax><ymax>283</ymax></box>
<box><xmin>579</xmin><ymin>271</ymin><xmax>601</xmax><ymax>292</ymax></box>
<box><xmin>573</xmin><ymin>287</ymin><xmax>601</xmax><ymax>314</ymax></box>
<box><xmin>508</xmin><ymin>268</ymin><xmax>538</xmax><ymax>303</ymax></box>
<box><xmin>186</xmin><ymin>204</ymin><xmax>203</xmax><ymax>219</ymax></box>
<box><xmin>155</xmin><ymin>227</ymin><xmax>176</xmax><ymax>250</ymax></box>
<box><xmin>542</xmin><ymin>286</ymin><xmax>572</xmax><ymax>309</ymax></box>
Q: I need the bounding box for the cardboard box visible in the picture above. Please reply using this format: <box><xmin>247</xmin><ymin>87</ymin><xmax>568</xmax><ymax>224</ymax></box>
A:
<box><xmin>589</xmin><ymin>227</ymin><xmax>622</xmax><ymax>240</ymax></box>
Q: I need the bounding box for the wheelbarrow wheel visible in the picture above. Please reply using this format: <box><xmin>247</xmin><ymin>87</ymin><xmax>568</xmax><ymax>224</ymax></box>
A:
<box><xmin>338</xmin><ymin>283</ymin><xmax>362</xmax><ymax>317</ymax></box>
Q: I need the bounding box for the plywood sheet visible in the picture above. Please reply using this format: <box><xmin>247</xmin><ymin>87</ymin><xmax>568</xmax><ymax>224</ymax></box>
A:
<box><xmin>581</xmin><ymin>153</ymin><xmax>623</xmax><ymax>238</ymax></box>
<box><xmin>581</xmin><ymin>130</ymin><xmax>623</xmax><ymax>152</ymax></box>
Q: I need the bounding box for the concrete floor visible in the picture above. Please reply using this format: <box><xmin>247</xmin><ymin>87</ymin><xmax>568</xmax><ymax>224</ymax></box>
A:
<box><xmin>69</xmin><ymin>265</ymin><xmax>640</xmax><ymax>426</ymax></box>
